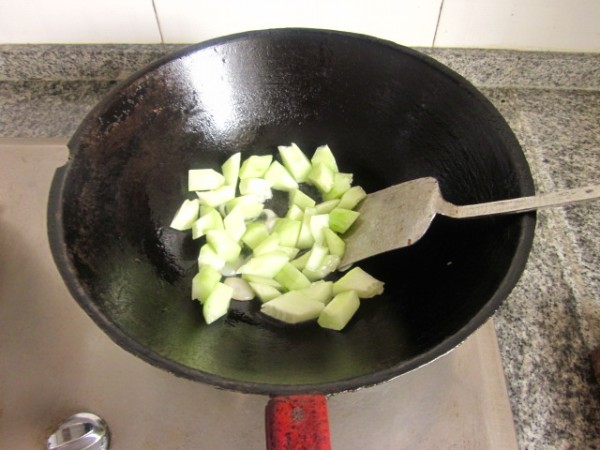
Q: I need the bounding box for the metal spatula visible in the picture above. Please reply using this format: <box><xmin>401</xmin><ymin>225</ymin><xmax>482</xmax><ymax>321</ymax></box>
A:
<box><xmin>341</xmin><ymin>177</ymin><xmax>600</xmax><ymax>266</ymax></box>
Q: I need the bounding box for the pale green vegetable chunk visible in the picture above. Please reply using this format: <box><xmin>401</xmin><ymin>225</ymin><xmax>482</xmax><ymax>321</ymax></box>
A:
<box><xmin>206</xmin><ymin>230</ymin><xmax>242</xmax><ymax>263</ymax></box>
<box><xmin>274</xmin><ymin>262</ymin><xmax>311</xmax><ymax>291</ymax></box>
<box><xmin>241</xmin><ymin>222</ymin><xmax>270</xmax><ymax>249</ymax></box>
<box><xmin>253</xmin><ymin>233</ymin><xmax>280</xmax><ymax>256</ymax></box>
<box><xmin>239</xmin><ymin>154</ymin><xmax>273</xmax><ymax>179</ymax></box>
<box><xmin>337</xmin><ymin>185</ymin><xmax>367</xmax><ymax>210</ymax></box>
<box><xmin>285</xmin><ymin>204</ymin><xmax>304</xmax><ymax>221</ymax></box>
<box><xmin>314</xmin><ymin>199</ymin><xmax>340</xmax><ymax>214</ymax></box>
<box><xmin>221</xmin><ymin>152</ymin><xmax>241</xmax><ymax>187</ymax></box>
<box><xmin>333</xmin><ymin>267</ymin><xmax>384</xmax><ymax>298</ymax></box>
<box><xmin>302</xmin><ymin>254</ymin><xmax>341</xmax><ymax>281</ymax></box>
<box><xmin>297</xmin><ymin>280</ymin><xmax>334</xmax><ymax>304</ymax></box>
<box><xmin>297</xmin><ymin>207</ymin><xmax>316</xmax><ymax>249</ymax></box>
<box><xmin>249</xmin><ymin>282</ymin><xmax>282</xmax><ymax>303</ymax></box>
<box><xmin>239</xmin><ymin>177</ymin><xmax>272</xmax><ymax>200</ymax></box>
<box><xmin>188</xmin><ymin>168</ymin><xmax>225</xmax><ymax>191</ymax></box>
<box><xmin>276</xmin><ymin>246</ymin><xmax>300</xmax><ymax>260</ymax></box>
<box><xmin>289</xmin><ymin>189</ymin><xmax>316</xmax><ymax>210</ymax></box>
<box><xmin>290</xmin><ymin>251</ymin><xmax>310</xmax><ymax>270</ymax></box>
<box><xmin>192</xmin><ymin>265</ymin><xmax>222</xmax><ymax>303</ymax></box>
<box><xmin>170</xmin><ymin>198</ymin><xmax>200</xmax><ymax>231</ymax></box>
<box><xmin>304</xmin><ymin>243</ymin><xmax>328</xmax><ymax>272</ymax></box>
<box><xmin>203</xmin><ymin>282</ymin><xmax>233</xmax><ymax>324</ymax></box>
<box><xmin>242</xmin><ymin>274</ymin><xmax>283</xmax><ymax>289</ymax></box>
<box><xmin>261</xmin><ymin>291</ymin><xmax>324</xmax><ymax>324</ymax></box>
<box><xmin>323</xmin><ymin>173</ymin><xmax>353</xmax><ymax>200</ymax></box>
<box><xmin>226</xmin><ymin>196</ymin><xmax>264</xmax><ymax>220</ymax></box>
<box><xmin>307</xmin><ymin>162</ymin><xmax>335</xmax><ymax>194</ymax></box>
<box><xmin>264</xmin><ymin>160</ymin><xmax>299</xmax><ymax>191</ymax></box>
<box><xmin>317</xmin><ymin>290</ymin><xmax>360</xmax><ymax>330</ymax></box>
<box><xmin>322</xmin><ymin>227</ymin><xmax>346</xmax><ymax>258</ymax></box>
<box><xmin>311</xmin><ymin>144</ymin><xmax>339</xmax><ymax>172</ymax></box>
<box><xmin>278</xmin><ymin>143</ymin><xmax>312</xmax><ymax>182</ymax></box>
<box><xmin>329</xmin><ymin>208</ymin><xmax>360</xmax><ymax>234</ymax></box>
<box><xmin>237</xmin><ymin>251</ymin><xmax>290</xmax><ymax>278</ymax></box>
<box><xmin>309</xmin><ymin>214</ymin><xmax>330</xmax><ymax>245</ymax></box>
<box><xmin>196</xmin><ymin>185</ymin><xmax>236</xmax><ymax>207</ymax></box>
<box><xmin>223</xmin><ymin>205</ymin><xmax>247</xmax><ymax>242</ymax></box>
<box><xmin>272</xmin><ymin>218</ymin><xmax>302</xmax><ymax>247</ymax></box>
<box><xmin>198</xmin><ymin>243</ymin><xmax>226</xmax><ymax>271</ymax></box>
<box><xmin>191</xmin><ymin>206</ymin><xmax>224</xmax><ymax>239</ymax></box>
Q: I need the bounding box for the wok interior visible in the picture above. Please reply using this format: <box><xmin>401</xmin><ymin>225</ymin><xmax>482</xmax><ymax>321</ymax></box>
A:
<box><xmin>57</xmin><ymin>30</ymin><xmax>534</xmax><ymax>394</ymax></box>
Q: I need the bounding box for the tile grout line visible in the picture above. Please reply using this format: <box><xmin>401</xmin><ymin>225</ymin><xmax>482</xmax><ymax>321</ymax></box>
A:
<box><xmin>432</xmin><ymin>0</ymin><xmax>446</xmax><ymax>48</ymax></box>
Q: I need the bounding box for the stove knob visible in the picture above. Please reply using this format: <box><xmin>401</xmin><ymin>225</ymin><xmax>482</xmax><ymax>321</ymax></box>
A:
<box><xmin>47</xmin><ymin>412</ymin><xmax>110</xmax><ymax>450</ymax></box>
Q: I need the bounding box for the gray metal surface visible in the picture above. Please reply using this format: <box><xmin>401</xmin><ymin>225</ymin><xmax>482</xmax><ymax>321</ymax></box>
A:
<box><xmin>0</xmin><ymin>139</ymin><xmax>518</xmax><ymax>449</ymax></box>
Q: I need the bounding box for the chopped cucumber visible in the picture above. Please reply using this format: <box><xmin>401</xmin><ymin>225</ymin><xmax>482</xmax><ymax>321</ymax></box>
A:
<box><xmin>272</xmin><ymin>218</ymin><xmax>302</xmax><ymax>247</ymax></box>
<box><xmin>170</xmin><ymin>198</ymin><xmax>200</xmax><ymax>231</ymax></box>
<box><xmin>285</xmin><ymin>204</ymin><xmax>304</xmax><ymax>221</ymax></box>
<box><xmin>241</xmin><ymin>222</ymin><xmax>270</xmax><ymax>249</ymax></box>
<box><xmin>192</xmin><ymin>264</ymin><xmax>222</xmax><ymax>303</ymax></box>
<box><xmin>337</xmin><ymin>185</ymin><xmax>367</xmax><ymax>210</ymax></box>
<box><xmin>203</xmin><ymin>282</ymin><xmax>233</xmax><ymax>324</ymax></box>
<box><xmin>297</xmin><ymin>207</ymin><xmax>316</xmax><ymax>249</ymax></box>
<box><xmin>249</xmin><ymin>282</ymin><xmax>281</xmax><ymax>303</ymax></box>
<box><xmin>317</xmin><ymin>290</ymin><xmax>360</xmax><ymax>330</ymax></box>
<box><xmin>192</xmin><ymin>206</ymin><xmax>224</xmax><ymax>239</ymax></box>
<box><xmin>291</xmin><ymin>251</ymin><xmax>310</xmax><ymax>270</ymax></box>
<box><xmin>196</xmin><ymin>185</ymin><xmax>236</xmax><ymax>207</ymax></box>
<box><xmin>274</xmin><ymin>262</ymin><xmax>311</xmax><ymax>291</ymax></box>
<box><xmin>264</xmin><ymin>160</ymin><xmax>299</xmax><ymax>191</ymax></box>
<box><xmin>314</xmin><ymin>199</ymin><xmax>340</xmax><ymax>214</ymax></box>
<box><xmin>307</xmin><ymin>162</ymin><xmax>335</xmax><ymax>194</ymax></box>
<box><xmin>311</xmin><ymin>144</ymin><xmax>339</xmax><ymax>173</ymax></box>
<box><xmin>289</xmin><ymin>189</ymin><xmax>316</xmax><ymax>210</ymax></box>
<box><xmin>276</xmin><ymin>246</ymin><xmax>300</xmax><ymax>260</ymax></box>
<box><xmin>323</xmin><ymin>173</ymin><xmax>353</xmax><ymax>200</ymax></box>
<box><xmin>297</xmin><ymin>280</ymin><xmax>333</xmax><ymax>304</ymax></box>
<box><xmin>198</xmin><ymin>243</ymin><xmax>226</xmax><ymax>271</ymax></box>
<box><xmin>333</xmin><ymin>267</ymin><xmax>384</xmax><ymax>298</ymax></box>
<box><xmin>239</xmin><ymin>154</ymin><xmax>273</xmax><ymax>179</ymax></box>
<box><xmin>302</xmin><ymin>254</ymin><xmax>341</xmax><ymax>281</ymax></box>
<box><xmin>223</xmin><ymin>205</ymin><xmax>247</xmax><ymax>242</ymax></box>
<box><xmin>188</xmin><ymin>168</ymin><xmax>225</xmax><ymax>191</ymax></box>
<box><xmin>322</xmin><ymin>227</ymin><xmax>346</xmax><ymax>258</ymax></box>
<box><xmin>329</xmin><ymin>208</ymin><xmax>360</xmax><ymax>234</ymax></box>
<box><xmin>261</xmin><ymin>292</ymin><xmax>324</xmax><ymax>324</ymax></box>
<box><xmin>242</xmin><ymin>274</ymin><xmax>283</xmax><ymax>289</ymax></box>
<box><xmin>221</xmin><ymin>152</ymin><xmax>241</xmax><ymax>187</ymax></box>
<box><xmin>206</xmin><ymin>230</ymin><xmax>242</xmax><ymax>263</ymax></box>
<box><xmin>309</xmin><ymin>214</ymin><xmax>330</xmax><ymax>245</ymax></box>
<box><xmin>278</xmin><ymin>143</ymin><xmax>312</xmax><ymax>182</ymax></box>
<box><xmin>304</xmin><ymin>243</ymin><xmax>328</xmax><ymax>272</ymax></box>
<box><xmin>253</xmin><ymin>233</ymin><xmax>280</xmax><ymax>256</ymax></box>
<box><xmin>237</xmin><ymin>251</ymin><xmax>290</xmax><ymax>278</ymax></box>
<box><xmin>239</xmin><ymin>177</ymin><xmax>272</xmax><ymax>200</ymax></box>
<box><xmin>226</xmin><ymin>195</ymin><xmax>264</xmax><ymax>220</ymax></box>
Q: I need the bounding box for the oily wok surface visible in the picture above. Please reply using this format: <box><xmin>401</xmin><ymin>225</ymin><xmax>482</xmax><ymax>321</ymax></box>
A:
<box><xmin>48</xmin><ymin>29</ymin><xmax>535</xmax><ymax>395</ymax></box>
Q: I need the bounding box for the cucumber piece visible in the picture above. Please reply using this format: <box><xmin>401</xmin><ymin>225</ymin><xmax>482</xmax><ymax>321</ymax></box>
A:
<box><xmin>242</xmin><ymin>274</ymin><xmax>283</xmax><ymax>289</ymax></box>
<box><xmin>253</xmin><ymin>233</ymin><xmax>280</xmax><ymax>256</ymax></box>
<box><xmin>272</xmin><ymin>218</ymin><xmax>302</xmax><ymax>248</ymax></box>
<box><xmin>206</xmin><ymin>230</ymin><xmax>242</xmax><ymax>263</ymax></box>
<box><xmin>289</xmin><ymin>189</ymin><xmax>316</xmax><ymax>210</ymax></box>
<box><xmin>226</xmin><ymin>195</ymin><xmax>264</xmax><ymax>220</ymax></box>
<box><xmin>329</xmin><ymin>208</ymin><xmax>360</xmax><ymax>234</ymax></box>
<box><xmin>241</xmin><ymin>222</ymin><xmax>270</xmax><ymax>249</ymax></box>
<box><xmin>239</xmin><ymin>177</ymin><xmax>272</xmax><ymax>201</ymax></box>
<box><xmin>203</xmin><ymin>282</ymin><xmax>233</xmax><ymax>324</ymax></box>
<box><xmin>291</xmin><ymin>251</ymin><xmax>310</xmax><ymax>270</ymax></box>
<box><xmin>192</xmin><ymin>265</ymin><xmax>222</xmax><ymax>303</ymax></box>
<box><xmin>322</xmin><ymin>227</ymin><xmax>346</xmax><ymax>258</ymax></box>
<box><xmin>170</xmin><ymin>198</ymin><xmax>200</xmax><ymax>231</ymax></box>
<box><xmin>198</xmin><ymin>243</ymin><xmax>226</xmax><ymax>271</ymax></box>
<box><xmin>307</xmin><ymin>162</ymin><xmax>335</xmax><ymax>194</ymax></box>
<box><xmin>297</xmin><ymin>207</ymin><xmax>316</xmax><ymax>249</ymax></box>
<box><xmin>264</xmin><ymin>160</ymin><xmax>299</xmax><ymax>191</ymax></box>
<box><xmin>337</xmin><ymin>186</ymin><xmax>367</xmax><ymax>210</ymax></box>
<box><xmin>309</xmin><ymin>214</ymin><xmax>330</xmax><ymax>245</ymax></box>
<box><xmin>196</xmin><ymin>185</ymin><xmax>236</xmax><ymax>207</ymax></box>
<box><xmin>323</xmin><ymin>173</ymin><xmax>353</xmax><ymax>200</ymax></box>
<box><xmin>223</xmin><ymin>205</ymin><xmax>247</xmax><ymax>242</ymax></box>
<box><xmin>278</xmin><ymin>143</ymin><xmax>312</xmax><ymax>183</ymax></box>
<box><xmin>239</xmin><ymin>154</ymin><xmax>273</xmax><ymax>179</ymax></box>
<box><xmin>192</xmin><ymin>206</ymin><xmax>224</xmax><ymax>239</ymax></box>
<box><xmin>333</xmin><ymin>267</ymin><xmax>384</xmax><ymax>298</ymax></box>
<box><xmin>237</xmin><ymin>251</ymin><xmax>290</xmax><ymax>278</ymax></box>
<box><xmin>317</xmin><ymin>290</ymin><xmax>360</xmax><ymax>331</ymax></box>
<box><xmin>276</xmin><ymin>246</ymin><xmax>300</xmax><ymax>260</ymax></box>
<box><xmin>261</xmin><ymin>291</ymin><xmax>324</xmax><ymax>324</ymax></box>
<box><xmin>221</xmin><ymin>152</ymin><xmax>241</xmax><ymax>187</ymax></box>
<box><xmin>302</xmin><ymin>255</ymin><xmax>341</xmax><ymax>281</ymax></box>
<box><xmin>274</xmin><ymin>262</ymin><xmax>311</xmax><ymax>291</ymax></box>
<box><xmin>249</xmin><ymin>282</ymin><xmax>281</xmax><ymax>303</ymax></box>
<box><xmin>188</xmin><ymin>168</ymin><xmax>225</xmax><ymax>191</ymax></box>
<box><xmin>297</xmin><ymin>280</ymin><xmax>334</xmax><ymax>304</ymax></box>
<box><xmin>304</xmin><ymin>243</ymin><xmax>328</xmax><ymax>272</ymax></box>
<box><xmin>285</xmin><ymin>204</ymin><xmax>304</xmax><ymax>221</ymax></box>
<box><xmin>314</xmin><ymin>199</ymin><xmax>340</xmax><ymax>214</ymax></box>
<box><xmin>311</xmin><ymin>144</ymin><xmax>339</xmax><ymax>173</ymax></box>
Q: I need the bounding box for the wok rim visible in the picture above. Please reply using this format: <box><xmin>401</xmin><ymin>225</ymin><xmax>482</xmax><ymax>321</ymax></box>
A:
<box><xmin>48</xmin><ymin>28</ymin><xmax>536</xmax><ymax>396</ymax></box>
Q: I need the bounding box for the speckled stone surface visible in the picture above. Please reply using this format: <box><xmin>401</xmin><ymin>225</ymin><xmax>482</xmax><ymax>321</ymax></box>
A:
<box><xmin>1</xmin><ymin>44</ymin><xmax>599</xmax><ymax>449</ymax></box>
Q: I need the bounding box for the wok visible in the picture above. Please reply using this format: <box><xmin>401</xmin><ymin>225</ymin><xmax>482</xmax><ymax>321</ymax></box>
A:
<box><xmin>47</xmin><ymin>29</ymin><xmax>535</xmax><ymax>448</ymax></box>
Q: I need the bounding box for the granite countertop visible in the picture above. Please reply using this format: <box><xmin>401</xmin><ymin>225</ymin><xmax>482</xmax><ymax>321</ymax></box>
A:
<box><xmin>1</xmin><ymin>43</ymin><xmax>599</xmax><ymax>448</ymax></box>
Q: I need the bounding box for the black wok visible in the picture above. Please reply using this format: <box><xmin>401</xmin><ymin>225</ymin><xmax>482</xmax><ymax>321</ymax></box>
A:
<box><xmin>47</xmin><ymin>29</ymin><xmax>535</xmax><ymax>447</ymax></box>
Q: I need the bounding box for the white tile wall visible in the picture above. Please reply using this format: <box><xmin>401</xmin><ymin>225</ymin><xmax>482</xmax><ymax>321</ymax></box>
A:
<box><xmin>0</xmin><ymin>0</ymin><xmax>599</xmax><ymax>51</ymax></box>
<box><xmin>153</xmin><ymin>0</ymin><xmax>442</xmax><ymax>47</ymax></box>
<box><xmin>435</xmin><ymin>0</ymin><xmax>600</xmax><ymax>52</ymax></box>
<box><xmin>0</xmin><ymin>0</ymin><xmax>160</xmax><ymax>44</ymax></box>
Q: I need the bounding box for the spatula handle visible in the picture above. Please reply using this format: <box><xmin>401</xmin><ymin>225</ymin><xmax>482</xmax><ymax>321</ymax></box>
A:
<box><xmin>443</xmin><ymin>184</ymin><xmax>600</xmax><ymax>219</ymax></box>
